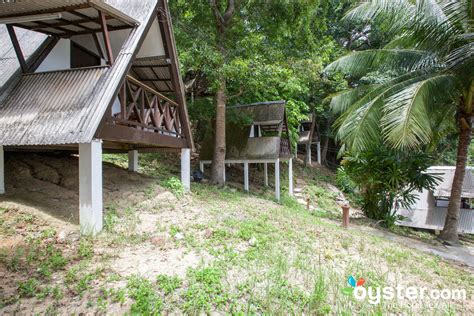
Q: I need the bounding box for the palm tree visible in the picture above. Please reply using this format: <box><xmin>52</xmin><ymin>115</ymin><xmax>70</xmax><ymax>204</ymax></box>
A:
<box><xmin>325</xmin><ymin>0</ymin><xmax>473</xmax><ymax>243</ymax></box>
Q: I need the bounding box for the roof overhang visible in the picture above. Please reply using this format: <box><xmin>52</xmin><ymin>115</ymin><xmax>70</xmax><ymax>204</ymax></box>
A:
<box><xmin>0</xmin><ymin>0</ymin><xmax>138</xmax><ymax>38</ymax></box>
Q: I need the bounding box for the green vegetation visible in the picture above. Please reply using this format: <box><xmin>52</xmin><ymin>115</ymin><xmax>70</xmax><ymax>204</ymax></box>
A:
<box><xmin>127</xmin><ymin>275</ymin><xmax>163</xmax><ymax>314</ymax></box>
<box><xmin>341</xmin><ymin>148</ymin><xmax>439</xmax><ymax>227</ymax></box>
<box><xmin>162</xmin><ymin>176</ymin><xmax>185</xmax><ymax>198</ymax></box>
<box><xmin>326</xmin><ymin>0</ymin><xmax>473</xmax><ymax>242</ymax></box>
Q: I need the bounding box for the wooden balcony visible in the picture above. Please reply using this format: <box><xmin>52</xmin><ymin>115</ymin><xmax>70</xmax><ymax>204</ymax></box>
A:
<box><xmin>98</xmin><ymin>75</ymin><xmax>187</xmax><ymax>148</ymax></box>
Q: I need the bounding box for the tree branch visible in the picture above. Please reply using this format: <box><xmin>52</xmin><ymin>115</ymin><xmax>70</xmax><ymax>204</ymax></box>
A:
<box><xmin>209</xmin><ymin>0</ymin><xmax>236</xmax><ymax>33</ymax></box>
<box><xmin>210</xmin><ymin>0</ymin><xmax>224</xmax><ymax>31</ymax></box>
<box><xmin>223</xmin><ymin>0</ymin><xmax>235</xmax><ymax>24</ymax></box>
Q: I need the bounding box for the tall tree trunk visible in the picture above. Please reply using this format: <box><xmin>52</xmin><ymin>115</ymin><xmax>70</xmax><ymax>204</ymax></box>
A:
<box><xmin>440</xmin><ymin>112</ymin><xmax>472</xmax><ymax>243</ymax></box>
<box><xmin>208</xmin><ymin>0</ymin><xmax>234</xmax><ymax>187</ymax></box>
<box><xmin>211</xmin><ymin>80</ymin><xmax>226</xmax><ymax>186</ymax></box>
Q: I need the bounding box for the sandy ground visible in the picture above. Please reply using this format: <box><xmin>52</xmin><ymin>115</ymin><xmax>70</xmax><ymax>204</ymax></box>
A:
<box><xmin>0</xmin><ymin>153</ymin><xmax>157</xmax><ymax>223</ymax></box>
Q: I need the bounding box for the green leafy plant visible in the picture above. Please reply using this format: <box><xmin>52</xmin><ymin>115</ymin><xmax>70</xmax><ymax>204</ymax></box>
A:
<box><xmin>127</xmin><ymin>275</ymin><xmax>162</xmax><ymax>315</ymax></box>
<box><xmin>183</xmin><ymin>267</ymin><xmax>228</xmax><ymax>313</ymax></box>
<box><xmin>18</xmin><ymin>278</ymin><xmax>39</xmax><ymax>298</ymax></box>
<box><xmin>335</xmin><ymin>166</ymin><xmax>356</xmax><ymax>194</ymax></box>
<box><xmin>156</xmin><ymin>274</ymin><xmax>182</xmax><ymax>295</ymax></box>
<box><xmin>343</xmin><ymin>147</ymin><xmax>440</xmax><ymax>227</ymax></box>
<box><xmin>162</xmin><ymin>177</ymin><xmax>185</xmax><ymax>198</ymax></box>
<box><xmin>77</xmin><ymin>238</ymin><xmax>94</xmax><ymax>259</ymax></box>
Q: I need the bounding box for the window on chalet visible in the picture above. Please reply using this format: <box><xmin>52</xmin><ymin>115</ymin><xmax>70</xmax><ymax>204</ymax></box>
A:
<box><xmin>435</xmin><ymin>197</ymin><xmax>474</xmax><ymax>209</ymax></box>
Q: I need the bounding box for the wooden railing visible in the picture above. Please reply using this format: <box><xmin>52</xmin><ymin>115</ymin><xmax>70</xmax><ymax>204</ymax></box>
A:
<box><xmin>113</xmin><ymin>75</ymin><xmax>182</xmax><ymax>137</ymax></box>
<box><xmin>280</xmin><ymin>138</ymin><xmax>291</xmax><ymax>156</ymax></box>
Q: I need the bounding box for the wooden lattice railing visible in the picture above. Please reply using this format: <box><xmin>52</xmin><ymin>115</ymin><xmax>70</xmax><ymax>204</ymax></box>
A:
<box><xmin>113</xmin><ymin>75</ymin><xmax>182</xmax><ymax>137</ymax></box>
<box><xmin>280</xmin><ymin>138</ymin><xmax>291</xmax><ymax>156</ymax></box>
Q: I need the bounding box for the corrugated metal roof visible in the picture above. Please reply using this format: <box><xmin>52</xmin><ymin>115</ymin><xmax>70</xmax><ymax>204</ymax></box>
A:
<box><xmin>0</xmin><ymin>1</ymin><xmax>88</xmax><ymax>17</ymax></box>
<box><xmin>0</xmin><ymin>26</ymin><xmax>48</xmax><ymax>88</ymax></box>
<box><xmin>429</xmin><ymin>166</ymin><xmax>474</xmax><ymax>199</ymax></box>
<box><xmin>0</xmin><ymin>0</ymin><xmax>193</xmax><ymax>148</ymax></box>
<box><xmin>132</xmin><ymin>56</ymin><xmax>173</xmax><ymax>93</ymax></box>
<box><xmin>228</xmin><ymin>101</ymin><xmax>287</xmax><ymax>125</ymax></box>
<box><xmin>0</xmin><ymin>67</ymin><xmax>109</xmax><ymax>145</ymax></box>
<box><xmin>0</xmin><ymin>0</ymin><xmax>137</xmax><ymax>27</ymax></box>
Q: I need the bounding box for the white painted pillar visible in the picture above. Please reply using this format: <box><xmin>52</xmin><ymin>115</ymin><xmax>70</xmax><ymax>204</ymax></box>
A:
<box><xmin>181</xmin><ymin>148</ymin><xmax>191</xmax><ymax>192</ymax></box>
<box><xmin>275</xmin><ymin>159</ymin><xmax>280</xmax><ymax>201</ymax></box>
<box><xmin>79</xmin><ymin>139</ymin><xmax>103</xmax><ymax>235</ymax></box>
<box><xmin>264</xmin><ymin>163</ymin><xmax>268</xmax><ymax>187</ymax></box>
<box><xmin>288</xmin><ymin>158</ymin><xmax>293</xmax><ymax>197</ymax></box>
<box><xmin>307</xmin><ymin>144</ymin><xmax>312</xmax><ymax>165</ymax></box>
<box><xmin>0</xmin><ymin>146</ymin><xmax>4</xmax><ymax>194</ymax></box>
<box><xmin>128</xmin><ymin>150</ymin><xmax>138</xmax><ymax>172</ymax></box>
<box><xmin>317</xmin><ymin>141</ymin><xmax>322</xmax><ymax>165</ymax></box>
<box><xmin>223</xmin><ymin>163</ymin><xmax>226</xmax><ymax>183</ymax></box>
<box><xmin>244</xmin><ymin>162</ymin><xmax>249</xmax><ymax>192</ymax></box>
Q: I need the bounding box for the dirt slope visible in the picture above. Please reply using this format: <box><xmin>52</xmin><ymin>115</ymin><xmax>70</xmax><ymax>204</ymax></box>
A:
<box><xmin>0</xmin><ymin>154</ymin><xmax>472</xmax><ymax>315</ymax></box>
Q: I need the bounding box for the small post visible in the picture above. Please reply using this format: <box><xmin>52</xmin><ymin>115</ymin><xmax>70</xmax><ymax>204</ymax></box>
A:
<box><xmin>244</xmin><ymin>161</ymin><xmax>249</xmax><ymax>192</ymax></box>
<box><xmin>317</xmin><ymin>141</ymin><xmax>321</xmax><ymax>165</ymax></box>
<box><xmin>181</xmin><ymin>148</ymin><xmax>191</xmax><ymax>192</ymax></box>
<box><xmin>128</xmin><ymin>150</ymin><xmax>138</xmax><ymax>172</ymax></box>
<box><xmin>275</xmin><ymin>159</ymin><xmax>280</xmax><ymax>201</ymax></box>
<box><xmin>264</xmin><ymin>163</ymin><xmax>268</xmax><ymax>187</ymax></box>
<box><xmin>306</xmin><ymin>143</ymin><xmax>312</xmax><ymax>166</ymax></box>
<box><xmin>342</xmin><ymin>204</ymin><xmax>350</xmax><ymax>228</ymax></box>
<box><xmin>288</xmin><ymin>158</ymin><xmax>293</xmax><ymax>196</ymax></box>
<box><xmin>223</xmin><ymin>164</ymin><xmax>226</xmax><ymax>183</ymax></box>
<box><xmin>79</xmin><ymin>139</ymin><xmax>103</xmax><ymax>235</ymax></box>
<box><xmin>306</xmin><ymin>198</ymin><xmax>310</xmax><ymax>211</ymax></box>
<box><xmin>199</xmin><ymin>161</ymin><xmax>204</xmax><ymax>173</ymax></box>
<box><xmin>0</xmin><ymin>146</ymin><xmax>4</xmax><ymax>194</ymax></box>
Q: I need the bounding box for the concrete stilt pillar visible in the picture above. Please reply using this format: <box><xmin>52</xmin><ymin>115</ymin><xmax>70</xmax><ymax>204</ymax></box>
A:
<box><xmin>317</xmin><ymin>141</ymin><xmax>321</xmax><ymax>165</ymax></box>
<box><xmin>288</xmin><ymin>158</ymin><xmax>293</xmax><ymax>196</ymax></box>
<box><xmin>181</xmin><ymin>148</ymin><xmax>191</xmax><ymax>192</ymax></box>
<box><xmin>223</xmin><ymin>164</ymin><xmax>226</xmax><ymax>183</ymax></box>
<box><xmin>0</xmin><ymin>146</ymin><xmax>4</xmax><ymax>194</ymax></box>
<box><xmin>244</xmin><ymin>161</ymin><xmax>249</xmax><ymax>192</ymax></box>
<box><xmin>79</xmin><ymin>139</ymin><xmax>103</xmax><ymax>235</ymax></box>
<box><xmin>275</xmin><ymin>159</ymin><xmax>280</xmax><ymax>201</ymax></box>
<box><xmin>264</xmin><ymin>163</ymin><xmax>268</xmax><ymax>187</ymax></box>
<box><xmin>306</xmin><ymin>143</ymin><xmax>312</xmax><ymax>165</ymax></box>
<box><xmin>128</xmin><ymin>150</ymin><xmax>138</xmax><ymax>172</ymax></box>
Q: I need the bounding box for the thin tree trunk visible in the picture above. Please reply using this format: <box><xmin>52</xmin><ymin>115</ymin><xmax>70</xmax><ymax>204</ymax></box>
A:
<box><xmin>440</xmin><ymin>113</ymin><xmax>472</xmax><ymax>243</ymax></box>
<box><xmin>211</xmin><ymin>80</ymin><xmax>226</xmax><ymax>186</ymax></box>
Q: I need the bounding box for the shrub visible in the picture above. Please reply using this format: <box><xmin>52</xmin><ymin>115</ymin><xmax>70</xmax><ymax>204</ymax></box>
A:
<box><xmin>335</xmin><ymin>166</ymin><xmax>356</xmax><ymax>194</ymax></box>
<box><xmin>162</xmin><ymin>177</ymin><xmax>185</xmax><ymax>198</ymax></box>
<box><xmin>342</xmin><ymin>148</ymin><xmax>439</xmax><ymax>228</ymax></box>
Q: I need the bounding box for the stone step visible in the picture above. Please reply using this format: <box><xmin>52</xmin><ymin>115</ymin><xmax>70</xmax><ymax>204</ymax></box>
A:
<box><xmin>296</xmin><ymin>198</ymin><xmax>306</xmax><ymax>205</ymax></box>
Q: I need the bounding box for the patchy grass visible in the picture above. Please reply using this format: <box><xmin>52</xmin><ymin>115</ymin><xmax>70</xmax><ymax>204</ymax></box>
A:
<box><xmin>1</xmin><ymin>155</ymin><xmax>473</xmax><ymax>315</ymax></box>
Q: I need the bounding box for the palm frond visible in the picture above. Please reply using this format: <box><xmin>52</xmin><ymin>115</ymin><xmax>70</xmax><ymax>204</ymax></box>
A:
<box><xmin>325</xmin><ymin>49</ymin><xmax>436</xmax><ymax>78</ymax></box>
<box><xmin>334</xmin><ymin>70</ymin><xmax>443</xmax><ymax>151</ymax></box>
<box><xmin>381</xmin><ymin>74</ymin><xmax>460</xmax><ymax>149</ymax></box>
<box><xmin>329</xmin><ymin>84</ymin><xmax>378</xmax><ymax>114</ymax></box>
<box><xmin>344</xmin><ymin>0</ymin><xmax>414</xmax><ymax>33</ymax></box>
<box><xmin>345</xmin><ymin>0</ymin><xmax>468</xmax><ymax>55</ymax></box>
